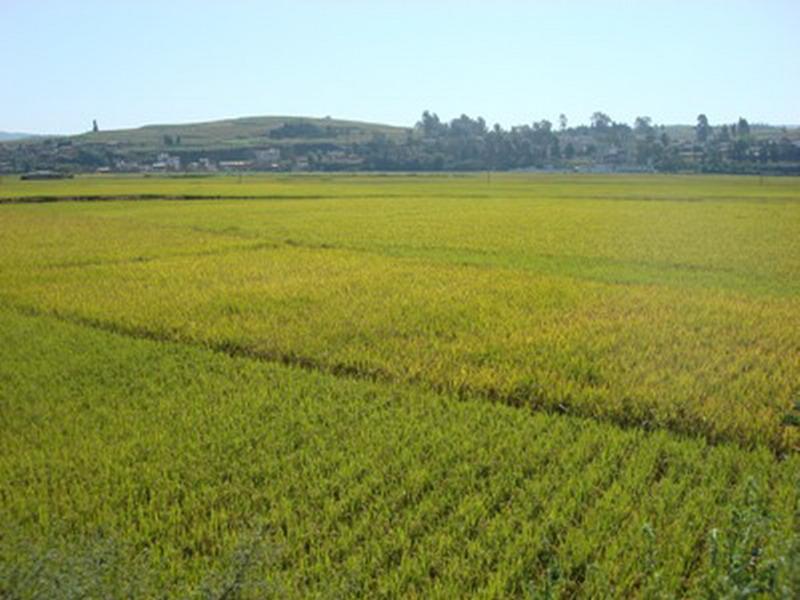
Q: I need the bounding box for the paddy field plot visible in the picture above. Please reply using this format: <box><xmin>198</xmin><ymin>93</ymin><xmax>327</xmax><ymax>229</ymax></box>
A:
<box><xmin>1</xmin><ymin>174</ymin><xmax>799</xmax><ymax>596</ymax></box>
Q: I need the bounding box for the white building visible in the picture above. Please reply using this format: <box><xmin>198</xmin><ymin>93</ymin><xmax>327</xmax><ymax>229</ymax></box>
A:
<box><xmin>156</xmin><ymin>153</ymin><xmax>181</xmax><ymax>171</ymax></box>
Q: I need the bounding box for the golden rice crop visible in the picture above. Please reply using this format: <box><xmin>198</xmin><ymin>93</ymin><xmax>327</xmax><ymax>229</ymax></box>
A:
<box><xmin>1</xmin><ymin>174</ymin><xmax>798</xmax><ymax>449</ymax></box>
<box><xmin>2</xmin><ymin>173</ymin><xmax>800</xmax><ymax>596</ymax></box>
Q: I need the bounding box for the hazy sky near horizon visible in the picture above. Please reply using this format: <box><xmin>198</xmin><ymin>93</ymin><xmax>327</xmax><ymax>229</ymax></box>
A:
<box><xmin>1</xmin><ymin>0</ymin><xmax>798</xmax><ymax>134</ymax></box>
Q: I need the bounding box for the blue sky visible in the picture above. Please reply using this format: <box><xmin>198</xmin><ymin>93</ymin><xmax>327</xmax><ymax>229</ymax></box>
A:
<box><xmin>1</xmin><ymin>0</ymin><xmax>798</xmax><ymax>134</ymax></box>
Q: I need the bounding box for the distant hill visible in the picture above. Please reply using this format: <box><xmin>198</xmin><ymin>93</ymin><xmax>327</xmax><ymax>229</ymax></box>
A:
<box><xmin>0</xmin><ymin>132</ymin><xmax>38</xmax><ymax>142</ymax></box>
<box><xmin>2</xmin><ymin>114</ymin><xmax>799</xmax><ymax>175</ymax></box>
<box><xmin>4</xmin><ymin>118</ymin><xmax>797</xmax><ymax>150</ymax></box>
<box><xmin>66</xmin><ymin>116</ymin><xmax>409</xmax><ymax>152</ymax></box>
<box><xmin>0</xmin><ymin>115</ymin><xmax>411</xmax><ymax>172</ymax></box>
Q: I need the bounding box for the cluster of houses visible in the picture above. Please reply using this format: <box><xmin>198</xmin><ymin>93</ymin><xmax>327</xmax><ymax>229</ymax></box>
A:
<box><xmin>0</xmin><ymin>142</ymin><xmax>367</xmax><ymax>175</ymax></box>
<box><xmin>110</xmin><ymin>149</ymin><xmax>281</xmax><ymax>174</ymax></box>
<box><xmin>101</xmin><ymin>147</ymin><xmax>365</xmax><ymax>174</ymax></box>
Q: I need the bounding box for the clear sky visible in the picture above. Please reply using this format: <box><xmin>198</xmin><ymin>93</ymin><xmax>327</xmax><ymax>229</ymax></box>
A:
<box><xmin>1</xmin><ymin>0</ymin><xmax>798</xmax><ymax>134</ymax></box>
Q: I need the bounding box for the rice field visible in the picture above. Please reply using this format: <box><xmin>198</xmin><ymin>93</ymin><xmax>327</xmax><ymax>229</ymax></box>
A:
<box><xmin>1</xmin><ymin>173</ymin><xmax>799</xmax><ymax>597</ymax></box>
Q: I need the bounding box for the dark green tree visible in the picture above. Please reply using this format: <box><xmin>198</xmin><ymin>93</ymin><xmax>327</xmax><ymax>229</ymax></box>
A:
<box><xmin>416</xmin><ymin>111</ymin><xmax>444</xmax><ymax>137</ymax></box>
<box><xmin>590</xmin><ymin>112</ymin><xmax>612</xmax><ymax>129</ymax></box>
<box><xmin>634</xmin><ymin>116</ymin><xmax>653</xmax><ymax>135</ymax></box>
<box><xmin>696</xmin><ymin>114</ymin><xmax>710</xmax><ymax>143</ymax></box>
<box><xmin>737</xmin><ymin>117</ymin><xmax>751</xmax><ymax>137</ymax></box>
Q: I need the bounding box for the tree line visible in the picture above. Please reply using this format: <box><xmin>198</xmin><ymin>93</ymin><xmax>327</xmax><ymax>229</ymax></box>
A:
<box><xmin>352</xmin><ymin>111</ymin><xmax>800</xmax><ymax>173</ymax></box>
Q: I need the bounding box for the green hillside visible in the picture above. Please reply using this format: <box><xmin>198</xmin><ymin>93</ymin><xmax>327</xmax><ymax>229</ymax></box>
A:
<box><xmin>72</xmin><ymin>116</ymin><xmax>407</xmax><ymax>151</ymax></box>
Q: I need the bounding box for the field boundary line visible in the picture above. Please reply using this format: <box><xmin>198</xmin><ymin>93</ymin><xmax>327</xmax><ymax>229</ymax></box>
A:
<box><xmin>3</xmin><ymin>300</ymin><xmax>793</xmax><ymax>456</ymax></box>
<box><xmin>0</xmin><ymin>192</ymin><xmax>491</xmax><ymax>204</ymax></box>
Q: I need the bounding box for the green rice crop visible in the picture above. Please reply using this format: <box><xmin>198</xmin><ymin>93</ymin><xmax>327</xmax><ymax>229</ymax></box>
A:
<box><xmin>1</xmin><ymin>307</ymin><xmax>798</xmax><ymax>597</ymax></box>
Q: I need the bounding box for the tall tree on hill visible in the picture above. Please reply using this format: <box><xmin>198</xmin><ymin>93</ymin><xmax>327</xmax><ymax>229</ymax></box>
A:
<box><xmin>696</xmin><ymin>114</ymin><xmax>710</xmax><ymax>143</ymax></box>
<box><xmin>559</xmin><ymin>114</ymin><xmax>568</xmax><ymax>132</ymax></box>
<box><xmin>635</xmin><ymin>116</ymin><xmax>654</xmax><ymax>139</ymax></box>
<box><xmin>417</xmin><ymin>111</ymin><xmax>444</xmax><ymax>138</ymax></box>
<box><xmin>92</xmin><ymin>120</ymin><xmax>99</xmax><ymax>133</ymax></box>
<box><xmin>737</xmin><ymin>117</ymin><xmax>751</xmax><ymax>137</ymax></box>
<box><xmin>591</xmin><ymin>111</ymin><xmax>612</xmax><ymax>130</ymax></box>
